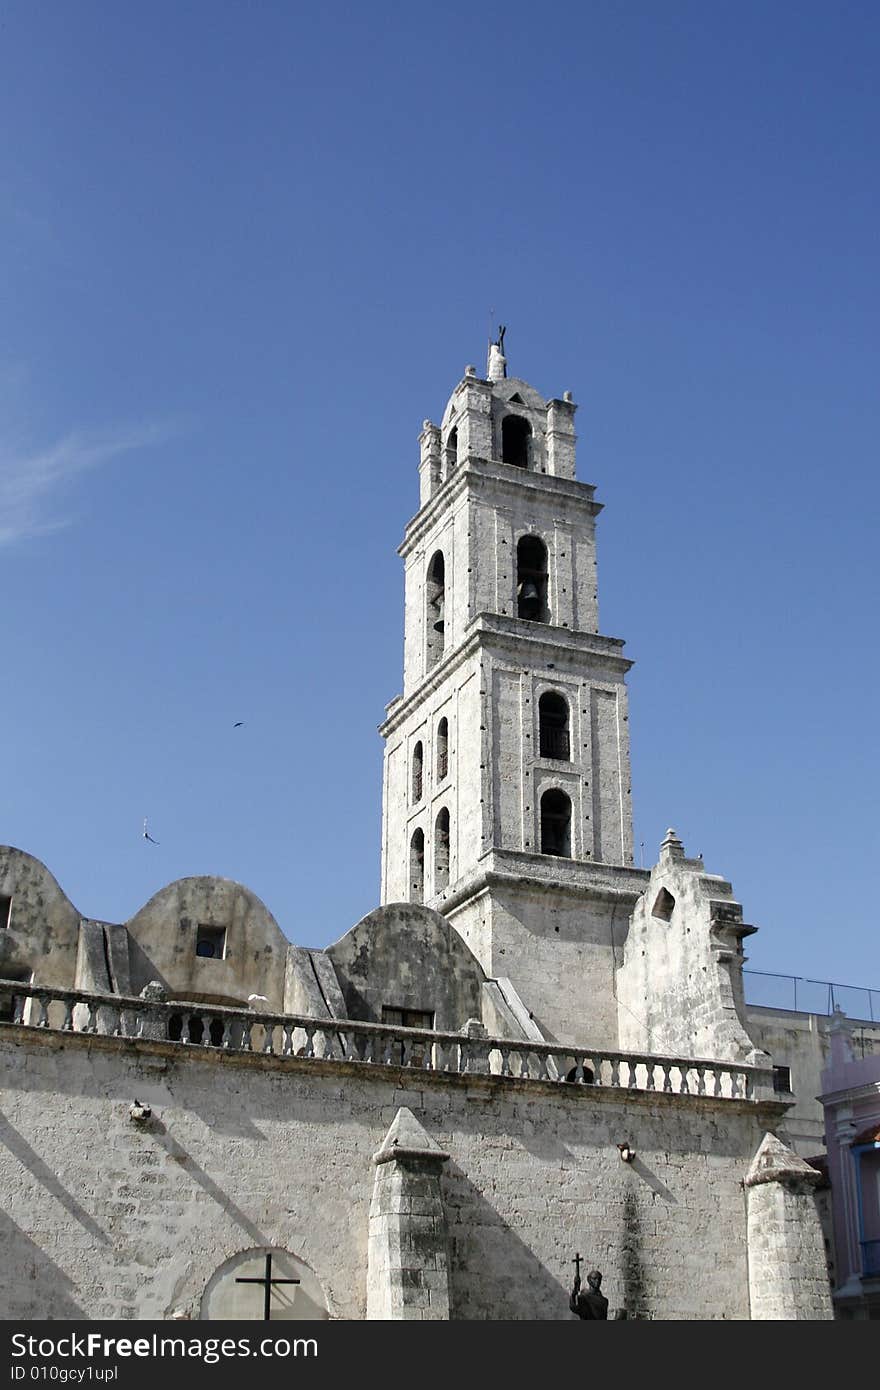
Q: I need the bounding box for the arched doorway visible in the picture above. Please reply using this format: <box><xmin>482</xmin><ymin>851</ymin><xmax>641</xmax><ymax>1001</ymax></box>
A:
<box><xmin>201</xmin><ymin>1247</ymin><xmax>329</xmax><ymax>1320</ymax></box>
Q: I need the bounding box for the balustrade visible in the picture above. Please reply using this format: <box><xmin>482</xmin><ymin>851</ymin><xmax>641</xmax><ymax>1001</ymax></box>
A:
<box><xmin>0</xmin><ymin>978</ymin><xmax>772</xmax><ymax>1102</ymax></box>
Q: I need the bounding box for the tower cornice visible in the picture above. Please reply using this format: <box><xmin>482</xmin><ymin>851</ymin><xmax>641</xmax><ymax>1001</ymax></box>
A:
<box><xmin>399</xmin><ymin>456</ymin><xmax>601</xmax><ymax>559</ymax></box>
<box><xmin>380</xmin><ymin>615</ymin><xmax>632</xmax><ymax>738</ymax></box>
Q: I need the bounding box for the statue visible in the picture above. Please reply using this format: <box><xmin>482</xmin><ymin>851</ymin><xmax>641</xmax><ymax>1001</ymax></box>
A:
<box><xmin>496</xmin><ymin>324</ymin><xmax>506</xmax><ymax>354</ymax></box>
<box><xmin>569</xmin><ymin>1256</ymin><xmax>608</xmax><ymax>1320</ymax></box>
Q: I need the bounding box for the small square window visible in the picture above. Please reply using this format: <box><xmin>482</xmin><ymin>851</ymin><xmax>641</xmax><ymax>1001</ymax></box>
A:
<box><xmin>195</xmin><ymin>925</ymin><xmax>226</xmax><ymax>960</ymax></box>
<box><xmin>382</xmin><ymin>1006</ymin><xmax>434</xmax><ymax>1030</ymax></box>
<box><xmin>0</xmin><ymin>895</ymin><xmax>11</xmax><ymax>929</ymax></box>
<box><xmin>773</xmin><ymin>1065</ymin><xmax>792</xmax><ymax>1094</ymax></box>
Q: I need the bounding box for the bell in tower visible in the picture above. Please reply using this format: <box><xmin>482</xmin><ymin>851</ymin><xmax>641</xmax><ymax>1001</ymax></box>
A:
<box><xmin>517</xmin><ymin>580</ymin><xmax>540</xmax><ymax>621</ymax></box>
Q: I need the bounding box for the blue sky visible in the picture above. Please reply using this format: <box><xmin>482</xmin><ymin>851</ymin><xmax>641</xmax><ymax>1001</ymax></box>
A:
<box><xmin>1</xmin><ymin>2</ymin><xmax>877</xmax><ymax>1013</ymax></box>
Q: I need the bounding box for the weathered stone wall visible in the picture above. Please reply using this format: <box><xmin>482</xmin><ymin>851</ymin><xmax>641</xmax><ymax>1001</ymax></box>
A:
<box><xmin>126</xmin><ymin>878</ymin><xmax>290</xmax><ymax>1009</ymax></box>
<box><xmin>326</xmin><ymin>904</ymin><xmax>485</xmax><ymax>1031</ymax></box>
<box><xmin>617</xmin><ymin>832</ymin><xmax>765</xmax><ymax>1064</ymax></box>
<box><xmin>0</xmin><ymin>1028</ymin><xmax>791</xmax><ymax>1321</ymax></box>
<box><xmin>448</xmin><ymin>880</ymin><xmax>634</xmax><ymax>1049</ymax></box>
<box><xmin>380</xmin><ymin>647</ymin><xmax>480</xmax><ymax>907</ymax></box>
<box><xmin>747</xmin><ymin>1006</ymin><xmax>880</xmax><ymax>1157</ymax></box>
<box><xmin>0</xmin><ymin>847</ymin><xmax>82</xmax><ymax>990</ymax></box>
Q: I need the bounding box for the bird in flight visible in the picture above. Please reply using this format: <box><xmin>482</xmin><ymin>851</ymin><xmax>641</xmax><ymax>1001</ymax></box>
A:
<box><xmin>143</xmin><ymin>818</ymin><xmax>159</xmax><ymax>845</ymax></box>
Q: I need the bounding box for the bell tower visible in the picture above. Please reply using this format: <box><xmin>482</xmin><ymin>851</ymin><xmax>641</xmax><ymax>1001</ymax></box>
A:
<box><xmin>379</xmin><ymin>335</ymin><xmax>647</xmax><ymax>1048</ymax></box>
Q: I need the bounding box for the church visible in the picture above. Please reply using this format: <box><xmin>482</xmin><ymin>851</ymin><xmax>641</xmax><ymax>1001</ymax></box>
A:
<box><xmin>0</xmin><ymin>339</ymin><xmax>837</xmax><ymax>1320</ymax></box>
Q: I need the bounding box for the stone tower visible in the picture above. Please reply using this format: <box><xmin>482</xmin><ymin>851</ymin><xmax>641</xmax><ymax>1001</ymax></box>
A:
<box><xmin>379</xmin><ymin>338</ymin><xmax>647</xmax><ymax>1047</ymax></box>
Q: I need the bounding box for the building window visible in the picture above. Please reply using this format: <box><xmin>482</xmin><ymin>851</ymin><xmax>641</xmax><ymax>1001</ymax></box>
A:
<box><xmin>445</xmin><ymin>425</ymin><xmax>458</xmax><ymax>473</ymax></box>
<box><xmin>0</xmin><ymin>895</ymin><xmax>10</xmax><ymax>929</ymax></box>
<box><xmin>502</xmin><ymin>414</ymin><xmax>530</xmax><ymax>468</ymax></box>
<box><xmin>425</xmin><ymin>550</ymin><xmax>445</xmax><ymax>671</ymax></box>
<box><xmin>517</xmin><ymin>535</ymin><xmax>549</xmax><ymax>622</ymax></box>
<box><xmin>382</xmin><ymin>1006</ymin><xmax>435</xmax><ymax>1030</ymax></box>
<box><xmin>410</xmin><ymin>828</ymin><xmax>425</xmax><ymax>903</ymax></box>
<box><xmin>436</xmin><ymin>718</ymin><xmax>448</xmax><ymax>781</ymax></box>
<box><xmin>412</xmin><ymin>741</ymin><xmax>424</xmax><ymax>803</ymax></box>
<box><xmin>434</xmin><ymin>807</ymin><xmax>450</xmax><ymax>892</ymax></box>
<box><xmin>382</xmin><ymin>1005</ymin><xmax>434</xmax><ymax>1065</ymax></box>
<box><xmin>652</xmin><ymin>889</ymin><xmax>676</xmax><ymax>922</ymax></box>
<box><xmin>540</xmin><ymin>789</ymin><xmax>572</xmax><ymax>857</ymax></box>
<box><xmin>196</xmin><ymin>925</ymin><xmax>226</xmax><ymax>959</ymax></box>
<box><xmin>539</xmin><ymin>692</ymin><xmax>570</xmax><ymax>760</ymax></box>
<box><xmin>773</xmin><ymin>1065</ymin><xmax>792</xmax><ymax>1094</ymax></box>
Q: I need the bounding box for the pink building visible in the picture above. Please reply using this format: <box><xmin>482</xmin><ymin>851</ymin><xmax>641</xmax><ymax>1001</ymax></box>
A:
<box><xmin>820</xmin><ymin>1009</ymin><xmax>880</xmax><ymax>1318</ymax></box>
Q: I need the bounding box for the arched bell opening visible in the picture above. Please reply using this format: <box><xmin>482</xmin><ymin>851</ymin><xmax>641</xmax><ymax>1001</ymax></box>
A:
<box><xmin>434</xmin><ymin>807</ymin><xmax>450</xmax><ymax>893</ymax></box>
<box><xmin>425</xmin><ymin>551</ymin><xmax>446</xmax><ymax>671</ymax></box>
<box><xmin>539</xmin><ymin>692</ymin><xmax>570</xmax><ymax>760</ymax></box>
<box><xmin>444</xmin><ymin>425</ymin><xmax>458</xmax><ymax>475</ymax></box>
<box><xmin>502</xmin><ymin>414</ymin><xmax>531</xmax><ymax>468</ymax></box>
<box><xmin>410</xmin><ymin>828</ymin><xmax>425</xmax><ymax>904</ymax></box>
<box><xmin>436</xmin><ymin>718</ymin><xmax>449</xmax><ymax>782</ymax></box>
<box><xmin>540</xmin><ymin>789</ymin><xmax>572</xmax><ymax>858</ymax></box>
<box><xmin>411</xmin><ymin>741</ymin><xmax>424</xmax><ymax>804</ymax></box>
<box><xmin>517</xmin><ymin>535</ymin><xmax>549</xmax><ymax>623</ymax></box>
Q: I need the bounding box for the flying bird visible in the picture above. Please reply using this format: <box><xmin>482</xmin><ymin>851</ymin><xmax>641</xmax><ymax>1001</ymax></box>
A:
<box><xmin>142</xmin><ymin>819</ymin><xmax>159</xmax><ymax>845</ymax></box>
<box><xmin>233</xmin><ymin>721</ymin><xmax>244</xmax><ymax>728</ymax></box>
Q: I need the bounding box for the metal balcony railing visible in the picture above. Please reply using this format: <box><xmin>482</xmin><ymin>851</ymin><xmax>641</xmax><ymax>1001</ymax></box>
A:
<box><xmin>744</xmin><ymin>970</ymin><xmax>880</xmax><ymax>1022</ymax></box>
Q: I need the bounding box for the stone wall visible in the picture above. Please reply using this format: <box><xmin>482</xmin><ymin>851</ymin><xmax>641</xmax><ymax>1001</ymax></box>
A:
<box><xmin>617</xmin><ymin>831</ymin><xmax>765</xmax><ymax>1065</ymax></box>
<box><xmin>0</xmin><ymin>1027</ymin><xmax>793</xmax><ymax>1321</ymax></box>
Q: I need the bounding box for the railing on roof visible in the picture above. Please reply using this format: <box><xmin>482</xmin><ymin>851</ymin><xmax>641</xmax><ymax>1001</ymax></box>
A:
<box><xmin>744</xmin><ymin>970</ymin><xmax>880</xmax><ymax>1023</ymax></box>
<box><xmin>0</xmin><ymin>978</ymin><xmax>775</xmax><ymax>1102</ymax></box>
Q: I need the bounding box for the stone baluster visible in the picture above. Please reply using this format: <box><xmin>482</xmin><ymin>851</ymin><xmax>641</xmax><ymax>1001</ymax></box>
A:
<box><xmin>461</xmin><ymin>1019</ymin><xmax>490</xmax><ymax>1075</ymax></box>
<box><xmin>136</xmin><ymin>982</ymin><xmax>168</xmax><ymax>1042</ymax></box>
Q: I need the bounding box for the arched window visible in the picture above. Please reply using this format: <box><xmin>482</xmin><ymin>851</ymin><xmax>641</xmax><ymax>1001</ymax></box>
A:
<box><xmin>539</xmin><ymin>692</ymin><xmax>570</xmax><ymax>760</ymax></box>
<box><xmin>445</xmin><ymin>426</ymin><xmax>458</xmax><ymax>474</ymax></box>
<box><xmin>434</xmin><ymin>807</ymin><xmax>450</xmax><ymax>892</ymax></box>
<box><xmin>517</xmin><ymin>535</ymin><xmax>549</xmax><ymax>622</ymax></box>
<box><xmin>540</xmin><ymin>789</ymin><xmax>571</xmax><ymax>857</ymax></box>
<box><xmin>652</xmin><ymin>888</ymin><xmax>675</xmax><ymax>922</ymax></box>
<box><xmin>436</xmin><ymin>718</ymin><xmax>448</xmax><ymax>781</ymax></box>
<box><xmin>412</xmin><ymin>741</ymin><xmax>423</xmax><ymax>803</ymax></box>
<box><xmin>425</xmin><ymin>551</ymin><xmax>445</xmax><ymax>670</ymax></box>
<box><xmin>410</xmin><ymin>828</ymin><xmax>425</xmax><ymax>903</ymax></box>
<box><xmin>502</xmin><ymin>414</ymin><xmax>530</xmax><ymax>468</ymax></box>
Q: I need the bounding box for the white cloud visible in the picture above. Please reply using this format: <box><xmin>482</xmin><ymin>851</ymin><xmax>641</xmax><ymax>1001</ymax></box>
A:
<box><xmin>0</xmin><ymin>423</ymin><xmax>174</xmax><ymax>547</ymax></box>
